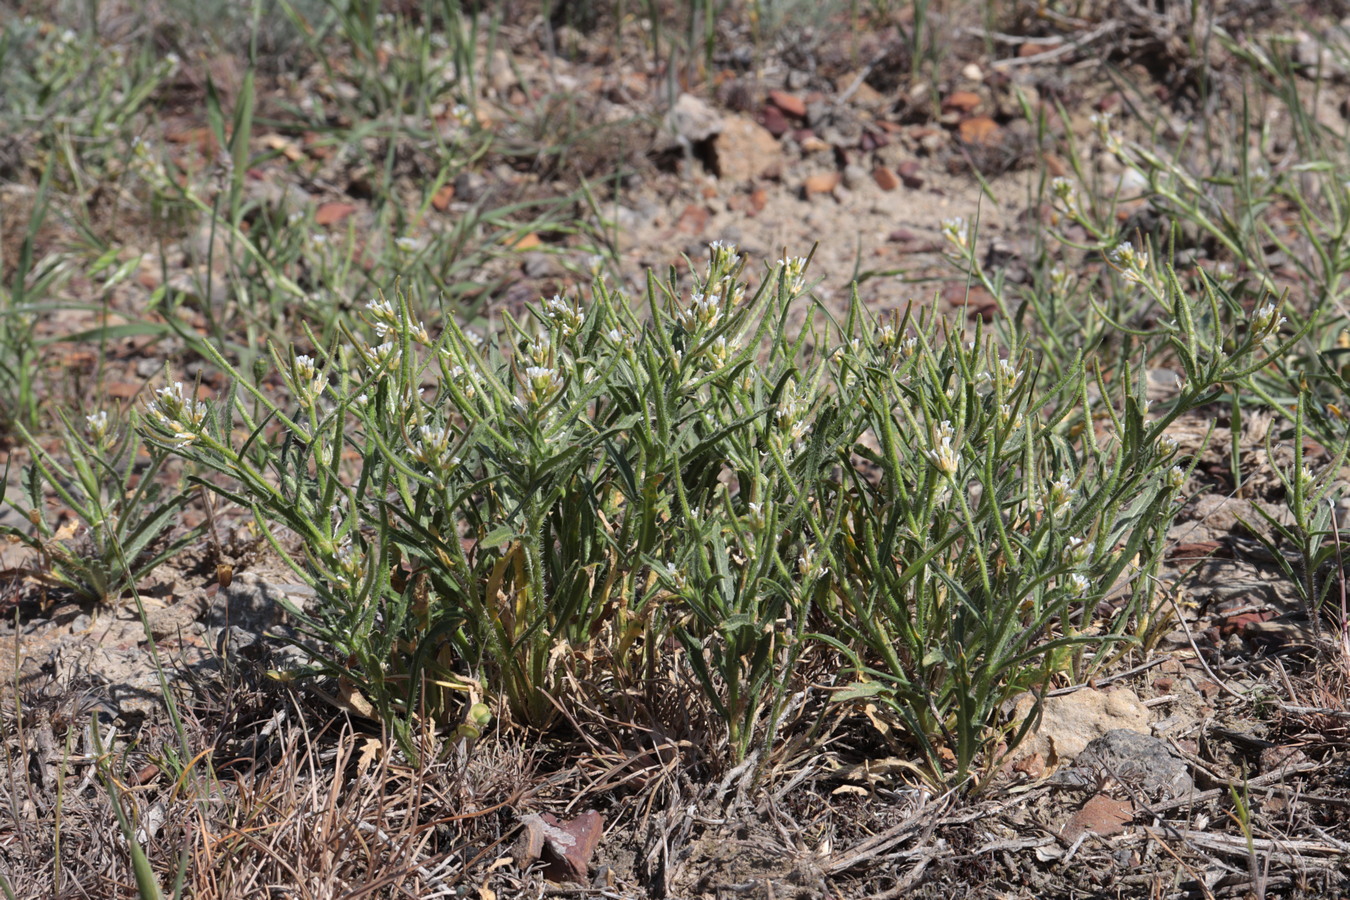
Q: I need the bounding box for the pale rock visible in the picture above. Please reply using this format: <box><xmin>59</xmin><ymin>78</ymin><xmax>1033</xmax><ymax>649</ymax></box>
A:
<box><xmin>709</xmin><ymin>116</ymin><xmax>782</xmax><ymax>182</ymax></box>
<box><xmin>841</xmin><ymin>163</ymin><xmax>869</xmax><ymax>190</ymax></box>
<box><xmin>1007</xmin><ymin>687</ymin><xmax>1150</xmax><ymax>768</ymax></box>
<box><xmin>488</xmin><ymin>49</ymin><xmax>516</xmax><ymax>94</ymax></box>
<box><xmin>663</xmin><ymin>93</ymin><xmax>723</xmax><ymax>150</ymax></box>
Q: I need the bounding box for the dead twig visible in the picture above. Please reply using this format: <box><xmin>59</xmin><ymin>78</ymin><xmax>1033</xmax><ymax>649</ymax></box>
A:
<box><xmin>989</xmin><ymin>21</ymin><xmax>1121</xmax><ymax>69</ymax></box>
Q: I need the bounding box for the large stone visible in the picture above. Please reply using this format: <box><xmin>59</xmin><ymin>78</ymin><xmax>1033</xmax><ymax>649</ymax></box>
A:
<box><xmin>709</xmin><ymin>116</ymin><xmax>782</xmax><ymax>183</ymax></box>
<box><xmin>1007</xmin><ymin>687</ymin><xmax>1150</xmax><ymax>767</ymax></box>
<box><xmin>1051</xmin><ymin>730</ymin><xmax>1194</xmax><ymax>799</ymax></box>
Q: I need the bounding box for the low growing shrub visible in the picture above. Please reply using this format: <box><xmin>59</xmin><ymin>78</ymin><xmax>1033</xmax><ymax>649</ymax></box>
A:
<box><xmin>140</xmin><ymin>245</ymin><xmax>1289</xmax><ymax>784</ymax></box>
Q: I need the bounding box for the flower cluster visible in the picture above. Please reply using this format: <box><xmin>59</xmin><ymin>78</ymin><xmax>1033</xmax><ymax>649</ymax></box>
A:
<box><xmin>1050</xmin><ymin>178</ymin><xmax>1079</xmax><ymax>216</ymax></box>
<box><xmin>542</xmin><ymin>293</ymin><xmax>586</xmax><ymax>338</ymax></box>
<box><xmin>1110</xmin><ymin>241</ymin><xmax>1150</xmax><ymax>286</ymax></box>
<box><xmin>926</xmin><ymin>420</ymin><xmax>961</xmax><ymax>479</ymax></box>
<box><xmin>290</xmin><ymin>354</ymin><xmax>326</xmax><ymax>405</ymax></box>
<box><xmin>364</xmin><ymin>297</ymin><xmax>430</xmax><ymax>344</ymax></box>
<box><xmin>941</xmin><ymin>218</ymin><xmax>973</xmax><ymax>253</ymax></box>
<box><xmin>708</xmin><ymin>240</ymin><xmax>738</xmax><ymax>269</ymax></box>
<box><xmin>777</xmin><ymin>256</ymin><xmax>809</xmax><ymax>294</ymax></box>
<box><xmin>1064</xmin><ymin>536</ymin><xmax>1094</xmax><ymax>568</ymax></box>
<box><xmin>333</xmin><ymin>539</ymin><xmax>366</xmax><ymax>591</ymax></box>
<box><xmin>1049</xmin><ymin>265</ymin><xmax>1072</xmax><ymax>295</ymax></box>
<box><xmin>523</xmin><ymin>365</ymin><xmax>563</xmax><ymax>407</ymax></box>
<box><xmin>86</xmin><ymin>410</ymin><xmax>111</xmax><ymax>446</ymax></box>
<box><xmin>1089</xmin><ymin>112</ymin><xmax>1124</xmax><ymax>155</ymax></box>
<box><xmin>1251</xmin><ymin>302</ymin><xmax>1286</xmax><ymax>339</ymax></box>
<box><xmin>676</xmin><ymin>291</ymin><xmax>722</xmax><ymax>332</ymax></box>
<box><xmin>358</xmin><ymin>340</ymin><xmax>401</xmax><ymax>374</ymax></box>
<box><xmin>797</xmin><ymin>543</ymin><xmax>829</xmax><ymax>580</ymax></box>
<box><xmin>1042</xmin><ymin>475</ymin><xmax>1075</xmax><ymax>518</ymax></box>
<box><xmin>145</xmin><ymin>382</ymin><xmax>208</xmax><ymax>448</ymax></box>
<box><xmin>705</xmin><ymin>334</ymin><xmax>739</xmax><ymax>371</ymax></box>
<box><xmin>410</xmin><ymin>424</ymin><xmax>461</xmax><ymax>478</ymax></box>
<box><xmin>976</xmin><ymin>356</ymin><xmax>1023</xmax><ymax>398</ymax></box>
<box><xmin>443</xmin><ymin>362</ymin><xmax>480</xmax><ymax>401</ymax></box>
<box><xmin>774</xmin><ymin>380</ymin><xmax>813</xmax><ymax>446</ymax></box>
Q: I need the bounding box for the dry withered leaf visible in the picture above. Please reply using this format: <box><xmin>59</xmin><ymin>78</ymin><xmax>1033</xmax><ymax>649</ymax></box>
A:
<box><xmin>432</xmin><ymin>184</ymin><xmax>455</xmax><ymax>211</ymax></box>
<box><xmin>518</xmin><ymin>810</ymin><xmax>604</xmax><ymax>882</ymax></box>
<box><xmin>316</xmin><ymin>202</ymin><xmax>357</xmax><ymax>226</ymax></box>
<box><xmin>261</xmin><ymin>133</ymin><xmax>304</xmax><ymax>162</ymax></box>
<box><xmin>943</xmin><ymin>90</ymin><xmax>982</xmax><ymax>114</ymax></box>
<box><xmin>958</xmin><ymin>116</ymin><xmax>1001</xmax><ymax>145</ymax></box>
<box><xmin>1060</xmin><ymin>793</ymin><xmax>1133</xmax><ymax>844</ymax></box>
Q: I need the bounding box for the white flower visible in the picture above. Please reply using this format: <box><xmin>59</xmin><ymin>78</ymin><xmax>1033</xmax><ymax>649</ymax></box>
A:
<box><xmin>940</xmin><ymin>217</ymin><xmax>971</xmax><ymax>252</ymax></box>
<box><xmin>362</xmin><ymin>341</ymin><xmax>400</xmax><ymax>373</ymax></box>
<box><xmin>541</xmin><ymin>294</ymin><xmax>585</xmax><ymax>336</ymax></box>
<box><xmin>925</xmin><ymin>420</ymin><xmax>960</xmax><ymax>478</ymax></box>
<box><xmin>527</xmin><ymin>335</ymin><xmax>552</xmax><ymax>366</ymax></box>
<box><xmin>797</xmin><ymin>544</ymin><xmax>828</xmax><ymax>579</ymax></box>
<box><xmin>365</xmin><ymin>298</ymin><xmax>399</xmax><ymax>336</ymax></box>
<box><xmin>1252</xmin><ymin>302</ymin><xmax>1286</xmax><ymax>337</ymax></box>
<box><xmin>1067</xmin><ymin>573</ymin><xmax>1091</xmax><ymax>595</ymax></box>
<box><xmin>86</xmin><ymin>411</ymin><xmax>110</xmax><ymax>443</ymax></box>
<box><xmin>724</xmin><ymin>278</ymin><xmax>747</xmax><ymax>305</ymax></box>
<box><xmin>334</xmin><ymin>539</ymin><xmax>365</xmax><ymax>589</ymax></box>
<box><xmin>776</xmin><ymin>256</ymin><xmax>809</xmax><ymax>294</ymax></box>
<box><xmin>775</xmin><ymin>383</ymin><xmax>812</xmax><ymax>443</ymax></box>
<box><xmin>707</xmin><ymin>335</ymin><xmax>733</xmax><ymax>370</ymax></box>
<box><xmin>523</xmin><ymin>366</ymin><xmax>562</xmax><ymax>405</ymax></box>
<box><xmin>1049</xmin><ymin>265</ymin><xmax>1071</xmax><ymax>293</ymax></box>
<box><xmin>1166</xmin><ymin>466</ymin><xmax>1186</xmax><ymax>490</ymax></box>
<box><xmin>708</xmin><ymin>240</ymin><xmax>738</xmax><ymax>268</ymax></box>
<box><xmin>410</xmin><ymin>424</ymin><xmax>460</xmax><ymax>476</ymax></box>
<box><xmin>1050</xmin><ymin>178</ymin><xmax>1078</xmax><ymax>213</ymax></box>
<box><xmin>394</xmin><ymin>236</ymin><xmax>422</xmax><ymax>252</ymax></box>
<box><xmin>1043</xmin><ymin>475</ymin><xmax>1075</xmax><ymax>518</ymax></box>
<box><xmin>676</xmin><ymin>291</ymin><xmax>722</xmax><ymax>331</ymax></box>
<box><xmin>1064</xmin><ymin>537</ymin><xmax>1094</xmax><ymax>568</ymax></box>
<box><xmin>1111</xmin><ymin>242</ymin><xmax>1150</xmax><ymax>285</ymax></box>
